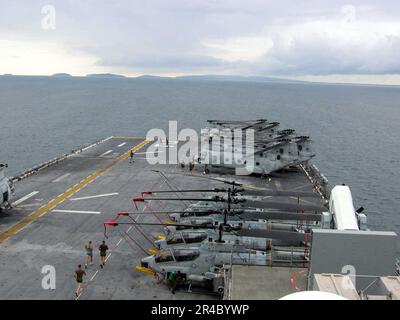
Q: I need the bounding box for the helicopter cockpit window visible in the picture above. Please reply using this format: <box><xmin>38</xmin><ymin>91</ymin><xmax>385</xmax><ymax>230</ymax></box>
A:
<box><xmin>173</xmin><ymin>250</ymin><xmax>200</xmax><ymax>262</ymax></box>
<box><xmin>167</xmin><ymin>237</ymin><xmax>184</xmax><ymax>244</ymax></box>
<box><xmin>186</xmin><ymin>233</ymin><xmax>207</xmax><ymax>243</ymax></box>
<box><xmin>155</xmin><ymin>252</ymin><xmax>174</xmax><ymax>263</ymax></box>
<box><xmin>167</xmin><ymin>233</ymin><xmax>207</xmax><ymax>244</ymax></box>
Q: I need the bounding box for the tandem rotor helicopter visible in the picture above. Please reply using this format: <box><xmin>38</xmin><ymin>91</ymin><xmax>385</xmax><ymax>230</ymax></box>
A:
<box><xmin>198</xmin><ymin>119</ymin><xmax>315</xmax><ymax>175</ymax></box>
<box><xmin>0</xmin><ymin>164</ymin><xmax>14</xmax><ymax>212</ymax></box>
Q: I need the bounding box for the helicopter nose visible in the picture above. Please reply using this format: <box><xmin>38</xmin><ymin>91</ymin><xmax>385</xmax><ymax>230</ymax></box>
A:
<box><xmin>141</xmin><ymin>261</ymin><xmax>149</xmax><ymax>268</ymax></box>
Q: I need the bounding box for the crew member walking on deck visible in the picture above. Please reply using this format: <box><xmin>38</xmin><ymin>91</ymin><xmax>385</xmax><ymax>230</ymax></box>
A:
<box><xmin>99</xmin><ymin>241</ymin><xmax>109</xmax><ymax>268</ymax></box>
<box><xmin>189</xmin><ymin>161</ymin><xmax>194</xmax><ymax>174</ymax></box>
<box><xmin>129</xmin><ymin>150</ymin><xmax>134</xmax><ymax>163</ymax></box>
<box><xmin>74</xmin><ymin>264</ymin><xmax>86</xmax><ymax>297</ymax></box>
<box><xmin>84</xmin><ymin>241</ymin><xmax>93</xmax><ymax>269</ymax></box>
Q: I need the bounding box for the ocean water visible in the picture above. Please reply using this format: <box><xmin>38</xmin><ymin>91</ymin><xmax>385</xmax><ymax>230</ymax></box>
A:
<box><xmin>0</xmin><ymin>76</ymin><xmax>399</xmax><ymax>239</ymax></box>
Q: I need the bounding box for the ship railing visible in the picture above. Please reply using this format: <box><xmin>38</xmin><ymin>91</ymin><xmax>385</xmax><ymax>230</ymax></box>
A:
<box><xmin>300</xmin><ymin>163</ymin><xmax>331</xmax><ymax>201</ymax></box>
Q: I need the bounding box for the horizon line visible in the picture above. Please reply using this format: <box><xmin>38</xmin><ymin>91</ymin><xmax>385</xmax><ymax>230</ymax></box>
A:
<box><xmin>1</xmin><ymin>73</ymin><xmax>400</xmax><ymax>88</ymax></box>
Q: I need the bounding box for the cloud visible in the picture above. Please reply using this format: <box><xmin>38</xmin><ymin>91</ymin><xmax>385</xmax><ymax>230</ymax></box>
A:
<box><xmin>1</xmin><ymin>0</ymin><xmax>400</xmax><ymax>80</ymax></box>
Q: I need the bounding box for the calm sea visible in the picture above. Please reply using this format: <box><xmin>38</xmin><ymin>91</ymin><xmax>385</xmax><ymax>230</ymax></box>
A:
<box><xmin>0</xmin><ymin>76</ymin><xmax>399</xmax><ymax>240</ymax></box>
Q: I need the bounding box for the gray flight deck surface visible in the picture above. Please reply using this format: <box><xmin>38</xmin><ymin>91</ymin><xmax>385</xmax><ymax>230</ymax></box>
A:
<box><xmin>0</xmin><ymin>137</ymin><xmax>325</xmax><ymax>300</ymax></box>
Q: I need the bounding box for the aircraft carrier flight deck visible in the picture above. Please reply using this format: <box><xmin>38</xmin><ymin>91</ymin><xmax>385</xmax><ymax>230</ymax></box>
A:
<box><xmin>0</xmin><ymin>136</ymin><xmax>330</xmax><ymax>300</ymax></box>
<box><xmin>0</xmin><ymin>133</ymin><xmax>398</xmax><ymax>300</ymax></box>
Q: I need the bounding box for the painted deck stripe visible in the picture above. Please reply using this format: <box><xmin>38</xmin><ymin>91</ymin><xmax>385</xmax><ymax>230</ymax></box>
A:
<box><xmin>274</xmin><ymin>180</ymin><xmax>283</xmax><ymax>191</ymax></box>
<box><xmin>289</xmin><ymin>196</ymin><xmax>317</xmax><ymax>205</ymax></box>
<box><xmin>52</xmin><ymin>173</ymin><xmax>71</xmax><ymax>183</ymax></box>
<box><xmin>15</xmin><ymin>203</ymin><xmax>42</xmax><ymax>208</ymax></box>
<box><xmin>100</xmin><ymin>150</ymin><xmax>113</xmax><ymax>157</ymax></box>
<box><xmin>81</xmin><ymin>136</ymin><xmax>113</xmax><ymax>152</ymax></box>
<box><xmin>70</xmin><ymin>193</ymin><xmax>119</xmax><ymax>201</ymax></box>
<box><xmin>113</xmin><ymin>136</ymin><xmax>146</xmax><ymax>140</ymax></box>
<box><xmin>117</xmin><ymin>142</ymin><xmax>126</xmax><ymax>147</ymax></box>
<box><xmin>134</xmin><ymin>151</ymin><xmax>164</xmax><ymax>155</ymax></box>
<box><xmin>11</xmin><ymin>191</ymin><xmax>39</xmax><ymax>207</ymax></box>
<box><xmin>53</xmin><ymin>209</ymin><xmax>101</xmax><ymax>215</ymax></box>
<box><xmin>0</xmin><ymin>139</ymin><xmax>150</xmax><ymax>245</ymax></box>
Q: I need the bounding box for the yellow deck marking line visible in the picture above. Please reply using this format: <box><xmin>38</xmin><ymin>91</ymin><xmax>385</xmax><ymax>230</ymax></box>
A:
<box><xmin>113</xmin><ymin>136</ymin><xmax>146</xmax><ymax>140</ymax></box>
<box><xmin>0</xmin><ymin>139</ymin><xmax>150</xmax><ymax>245</ymax></box>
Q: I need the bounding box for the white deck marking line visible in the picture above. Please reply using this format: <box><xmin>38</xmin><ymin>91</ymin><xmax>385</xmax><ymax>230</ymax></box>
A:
<box><xmin>289</xmin><ymin>196</ymin><xmax>318</xmax><ymax>206</ymax></box>
<box><xmin>15</xmin><ymin>203</ymin><xmax>42</xmax><ymax>208</ymax></box>
<box><xmin>293</xmin><ymin>183</ymin><xmax>313</xmax><ymax>190</ymax></box>
<box><xmin>134</xmin><ymin>151</ymin><xmax>164</xmax><ymax>154</ymax></box>
<box><xmin>70</xmin><ymin>193</ymin><xmax>119</xmax><ymax>201</ymax></box>
<box><xmin>52</xmin><ymin>209</ymin><xmax>101</xmax><ymax>215</ymax></box>
<box><xmin>100</xmin><ymin>150</ymin><xmax>113</xmax><ymax>157</ymax></box>
<box><xmin>52</xmin><ymin>173</ymin><xmax>71</xmax><ymax>183</ymax></box>
<box><xmin>81</xmin><ymin>136</ymin><xmax>113</xmax><ymax>152</ymax></box>
<box><xmin>274</xmin><ymin>180</ymin><xmax>283</xmax><ymax>191</ymax></box>
<box><xmin>11</xmin><ymin>191</ymin><xmax>39</xmax><ymax>207</ymax></box>
<box><xmin>117</xmin><ymin>142</ymin><xmax>126</xmax><ymax>147</ymax></box>
<box><xmin>89</xmin><ymin>270</ymin><xmax>99</xmax><ymax>282</ymax></box>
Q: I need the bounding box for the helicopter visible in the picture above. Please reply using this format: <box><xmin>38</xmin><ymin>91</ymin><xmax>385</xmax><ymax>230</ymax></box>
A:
<box><xmin>133</xmin><ymin>193</ymin><xmax>327</xmax><ymax>215</ymax></box>
<box><xmin>136</xmin><ymin>220</ymin><xmax>307</xmax><ymax>294</ymax></box>
<box><xmin>199</xmin><ymin>119</ymin><xmax>315</xmax><ymax>174</ymax></box>
<box><xmin>0</xmin><ymin>164</ymin><xmax>14</xmax><ymax>212</ymax></box>
<box><xmin>154</xmin><ymin>227</ymin><xmax>307</xmax><ymax>251</ymax></box>
<box><xmin>104</xmin><ymin>218</ymin><xmax>308</xmax><ymax>295</ymax></box>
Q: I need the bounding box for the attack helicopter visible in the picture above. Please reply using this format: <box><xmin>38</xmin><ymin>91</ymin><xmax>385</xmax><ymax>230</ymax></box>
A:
<box><xmin>104</xmin><ymin>216</ymin><xmax>309</xmax><ymax>295</ymax></box>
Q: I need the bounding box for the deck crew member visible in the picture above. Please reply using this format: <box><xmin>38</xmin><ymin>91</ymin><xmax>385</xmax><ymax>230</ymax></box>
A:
<box><xmin>84</xmin><ymin>241</ymin><xmax>93</xmax><ymax>269</ymax></box>
<box><xmin>189</xmin><ymin>161</ymin><xmax>194</xmax><ymax>173</ymax></box>
<box><xmin>74</xmin><ymin>264</ymin><xmax>86</xmax><ymax>297</ymax></box>
<box><xmin>167</xmin><ymin>271</ymin><xmax>178</xmax><ymax>294</ymax></box>
<box><xmin>129</xmin><ymin>150</ymin><xmax>134</xmax><ymax>163</ymax></box>
<box><xmin>99</xmin><ymin>241</ymin><xmax>109</xmax><ymax>268</ymax></box>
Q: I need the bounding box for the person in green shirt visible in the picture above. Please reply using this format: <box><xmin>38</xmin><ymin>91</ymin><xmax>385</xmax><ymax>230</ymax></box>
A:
<box><xmin>84</xmin><ymin>241</ymin><xmax>93</xmax><ymax>269</ymax></box>
<box><xmin>167</xmin><ymin>271</ymin><xmax>177</xmax><ymax>294</ymax></box>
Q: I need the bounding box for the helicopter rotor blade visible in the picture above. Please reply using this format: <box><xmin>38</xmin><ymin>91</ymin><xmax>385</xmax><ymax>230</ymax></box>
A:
<box><xmin>243</xmin><ymin>200</ymin><xmax>327</xmax><ymax>213</ymax></box>
<box><xmin>237</xmin><ymin>189</ymin><xmax>319</xmax><ymax>198</ymax></box>
<box><xmin>239</xmin><ymin>211</ymin><xmax>321</xmax><ymax>222</ymax></box>
<box><xmin>151</xmin><ymin>170</ymin><xmax>243</xmax><ymax>187</ymax></box>
<box><xmin>142</xmin><ymin>188</ymin><xmax>319</xmax><ymax>198</ymax></box>
<box><xmin>135</xmin><ymin>197</ymin><xmax>227</xmax><ymax>203</ymax></box>
<box><xmin>116</xmin><ymin>210</ymin><xmax>221</xmax><ymax>215</ymax></box>
<box><xmin>141</xmin><ymin>188</ymin><xmax>229</xmax><ymax>196</ymax></box>
<box><xmin>104</xmin><ymin>221</ymin><xmax>215</xmax><ymax>229</ymax></box>
<box><xmin>237</xmin><ymin>228</ymin><xmax>310</xmax><ymax>243</ymax></box>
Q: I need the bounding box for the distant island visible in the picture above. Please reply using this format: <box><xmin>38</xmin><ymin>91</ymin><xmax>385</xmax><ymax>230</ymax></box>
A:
<box><xmin>135</xmin><ymin>75</ymin><xmax>164</xmax><ymax>80</ymax></box>
<box><xmin>175</xmin><ymin>75</ymin><xmax>307</xmax><ymax>84</ymax></box>
<box><xmin>86</xmin><ymin>73</ymin><xmax>126</xmax><ymax>78</ymax></box>
<box><xmin>52</xmin><ymin>73</ymin><xmax>72</xmax><ymax>77</ymax></box>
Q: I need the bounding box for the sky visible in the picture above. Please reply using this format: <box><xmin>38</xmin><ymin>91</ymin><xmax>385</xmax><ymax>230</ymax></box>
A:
<box><xmin>1</xmin><ymin>0</ymin><xmax>400</xmax><ymax>85</ymax></box>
